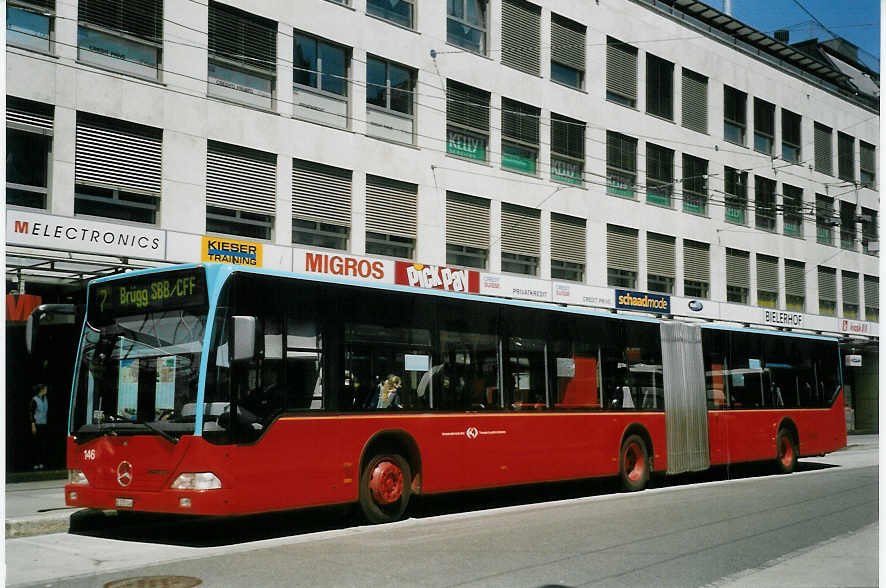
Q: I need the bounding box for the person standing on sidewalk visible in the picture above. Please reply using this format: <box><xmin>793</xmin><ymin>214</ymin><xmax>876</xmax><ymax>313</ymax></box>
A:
<box><xmin>29</xmin><ymin>384</ymin><xmax>49</xmax><ymax>470</ymax></box>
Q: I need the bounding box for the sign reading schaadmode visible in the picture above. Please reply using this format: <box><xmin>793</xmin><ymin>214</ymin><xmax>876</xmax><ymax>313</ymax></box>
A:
<box><xmin>615</xmin><ymin>289</ymin><xmax>671</xmax><ymax>313</ymax></box>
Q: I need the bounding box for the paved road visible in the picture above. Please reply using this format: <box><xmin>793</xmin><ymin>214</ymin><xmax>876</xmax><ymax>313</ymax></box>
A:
<box><xmin>5</xmin><ymin>438</ymin><xmax>878</xmax><ymax>587</ymax></box>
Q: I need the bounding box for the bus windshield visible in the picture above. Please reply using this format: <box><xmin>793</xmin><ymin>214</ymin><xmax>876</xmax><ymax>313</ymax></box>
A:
<box><xmin>70</xmin><ymin>268</ymin><xmax>209</xmax><ymax>442</ymax></box>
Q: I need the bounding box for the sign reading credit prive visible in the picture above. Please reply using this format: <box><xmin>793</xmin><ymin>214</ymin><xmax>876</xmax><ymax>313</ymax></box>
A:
<box><xmin>201</xmin><ymin>236</ymin><xmax>262</xmax><ymax>267</ymax></box>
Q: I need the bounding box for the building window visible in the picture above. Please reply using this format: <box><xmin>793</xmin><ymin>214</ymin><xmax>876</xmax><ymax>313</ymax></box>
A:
<box><xmin>77</xmin><ymin>0</ymin><xmax>162</xmax><ymax>80</ymax></box>
<box><xmin>646</xmin><ymin>54</ymin><xmax>673</xmax><ymax>120</ymax></box>
<box><xmin>683</xmin><ymin>240</ymin><xmax>710</xmax><ymax>298</ymax></box>
<box><xmin>754</xmin><ymin>176</ymin><xmax>776</xmax><ymax>232</ymax></box>
<box><xmin>753</xmin><ymin>98</ymin><xmax>774</xmax><ymax>155</ymax></box>
<box><xmin>724</xmin><ymin>167</ymin><xmax>747</xmax><ymax>224</ymax></box>
<box><xmin>781</xmin><ymin>109</ymin><xmax>801</xmax><ymax>162</ymax></box>
<box><xmin>606</xmin><ymin>131</ymin><xmax>637</xmax><ymax>198</ymax></box>
<box><xmin>816</xmin><ymin>194</ymin><xmax>835</xmax><ymax>245</ymax></box>
<box><xmin>366</xmin><ymin>55</ymin><xmax>416</xmax><ymax>144</ymax></box>
<box><xmin>814</xmin><ymin>122</ymin><xmax>833</xmax><ymax>175</ymax></box>
<box><xmin>292</xmin><ymin>159</ymin><xmax>351</xmax><ymax>250</ymax></box>
<box><xmin>6</xmin><ymin>97</ymin><xmax>52</xmax><ymax>209</ymax></box>
<box><xmin>723</xmin><ymin>86</ymin><xmax>746</xmax><ymax>145</ymax></box>
<box><xmin>842</xmin><ymin>271</ymin><xmax>859</xmax><ymax>319</ymax></box>
<box><xmin>756</xmin><ymin>254</ymin><xmax>778</xmax><ymax>309</ymax></box>
<box><xmin>864</xmin><ymin>275</ymin><xmax>878</xmax><ymax>322</ymax></box>
<box><xmin>646</xmin><ymin>143</ymin><xmax>674</xmax><ymax>207</ymax></box>
<box><xmin>681</xmin><ymin>68</ymin><xmax>707</xmax><ymax>134</ymax></box>
<box><xmin>366</xmin><ymin>175</ymin><xmax>417</xmax><ymax>259</ymax></box>
<box><xmin>208</xmin><ymin>2</ymin><xmax>276</xmax><ymax>109</ymax></box>
<box><xmin>447</xmin><ymin>0</ymin><xmax>487</xmax><ymax>54</ymax></box>
<box><xmin>782</xmin><ymin>184</ymin><xmax>803</xmax><ymax>238</ymax></box>
<box><xmin>818</xmin><ymin>266</ymin><xmax>837</xmax><ymax>316</ymax></box>
<box><xmin>840</xmin><ymin>200</ymin><xmax>856</xmax><ymax>251</ymax></box>
<box><xmin>501</xmin><ymin>0</ymin><xmax>540</xmax><ymax>75</ymax></box>
<box><xmin>551</xmin><ymin>114</ymin><xmax>584</xmax><ymax>186</ymax></box>
<box><xmin>861</xmin><ymin>208</ymin><xmax>878</xmax><ymax>256</ymax></box>
<box><xmin>75</xmin><ymin>112</ymin><xmax>162</xmax><ymax>223</ymax></box>
<box><xmin>293</xmin><ymin>32</ymin><xmax>350</xmax><ymax>128</ymax></box>
<box><xmin>206</xmin><ymin>141</ymin><xmax>276</xmax><ymax>239</ymax></box>
<box><xmin>446</xmin><ymin>81</ymin><xmax>490</xmax><ymax>162</ymax></box>
<box><xmin>647</xmin><ymin>232</ymin><xmax>675</xmax><ymax>294</ymax></box>
<box><xmin>607</xmin><ymin>224</ymin><xmax>638</xmax><ymax>288</ymax></box>
<box><xmin>860</xmin><ymin>141</ymin><xmax>876</xmax><ymax>189</ymax></box>
<box><xmin>682</xmin><ymin>154</ymin><xmax>708</xmax><ymax>215</ymax></box>
<box><xmin>550</xmin><ymin>14</ymin><xmax>585</xmax><ymax>89</ymax></box>
<box><xmin>551</xmin><ymin>213</ymin><xmax>585</xmax><ymax>282</ymax></box>
<box><xmin>8</xmin><ymin>0</ymin><xmax>54</xmax><ymax>53</ymax></box>
<box><xmin>446</xmin><ymin>192</ymin><xmax>489</xmax><ymax>269</ymax></box>
<box><xmin>784</xmin><ymin>260</ymin><xmax>805</xmax><ymax>312</ymax></box>
<box><xmin>501</xmin><ymin>98</ymin><xmax>540</xmax><ymax>175</ymax></box>
<box><xmin>366</xmin><ymin>0</ymin><xmax>413</xmax><ymax>29</ymax></box>
<box><xmin>838</xmin><ymin>132</ymin><xmax>855</xmax><ymax>182</ymax></box>
<box><xmin>501</xmin><ymin>203</ymin><xmax>540</xmax><ymax>276</ymax></box>
<box><xmin>606</xmin><ymin>37</ymin><xmax>637</xmax><ymax>108</ymax></box>
<box><xmin>726</xmin><ymin>248</ymin><xmax>750</xmax><ymax>304</ymax></box>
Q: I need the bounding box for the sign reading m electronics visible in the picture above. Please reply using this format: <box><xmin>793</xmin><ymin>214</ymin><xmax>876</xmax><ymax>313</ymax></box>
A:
<box><xmin>7</xmin><ymin>210</ymin><xmax>166</xmax><ymax>260</ymax></box>
<box><xmin>615</xmin><ymin>290</ymin><xmax>671</xmax><ymax>313</ymax></box>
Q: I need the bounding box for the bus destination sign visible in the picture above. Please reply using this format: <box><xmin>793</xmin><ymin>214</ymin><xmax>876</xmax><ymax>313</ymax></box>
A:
<box><xmin>89</xmin><ymin>268</ymin><xmax>208</xmax><ymax>323</ymax></box>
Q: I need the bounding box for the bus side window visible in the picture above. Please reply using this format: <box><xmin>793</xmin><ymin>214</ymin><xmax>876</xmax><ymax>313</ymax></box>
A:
<box><xmin>286</xmin><ymin>315</ymin><xmax>323</xmax><ymax>411</ymax></box>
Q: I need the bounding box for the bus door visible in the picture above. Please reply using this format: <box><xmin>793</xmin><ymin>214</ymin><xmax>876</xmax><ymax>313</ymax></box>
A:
<box><xmin>660</xmin><ymin>322</ymin><xmax>710</xmax><ymax>474</ymax></box>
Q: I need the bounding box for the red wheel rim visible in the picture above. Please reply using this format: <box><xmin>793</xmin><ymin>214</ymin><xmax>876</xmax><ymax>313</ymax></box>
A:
<box><xmin>369</xmin><ymin>460</ymin><xmax>405</xmax><ymax>505</ymax></box>
<box><xmin>780</xmin><ymin>437</ymin><xmax>795</xmax><ymax>467</ymax></box>
<box><xmin>624</xmin><ymin>442</ymin><xmax>646</xmax><ymax>482</ymax></box>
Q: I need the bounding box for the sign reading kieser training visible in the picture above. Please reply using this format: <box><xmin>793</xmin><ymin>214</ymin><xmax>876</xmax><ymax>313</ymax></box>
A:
<box><xmin>615</xmin><ymin>290</ymin><xmax>670</xmax><ymax>314</ymax></box>
<box><xmin>395</xmin><ymin>262</ymin><xmax>479</xmax><ymax>293</ymax></box>
<box><xmin>7</xmin><ymin>210</ymin><xmax>166</xmax><ymax>260</ymax></box>
<box><xmin>201</xmin><ymin>236</ymin><xmax>262</xmax><ymax>267</ymax></box>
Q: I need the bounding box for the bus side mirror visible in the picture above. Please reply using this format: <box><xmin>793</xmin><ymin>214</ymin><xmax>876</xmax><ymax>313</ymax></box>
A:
<box><xmin>229</xmin><ymin>316</ymin><xmax>264</xmax><ymax>364</ymax></box>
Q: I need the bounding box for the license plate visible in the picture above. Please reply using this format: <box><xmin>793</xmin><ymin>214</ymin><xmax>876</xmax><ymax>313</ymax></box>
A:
<box><xmin>115</xmin><ymin>497</ymin><xmax>134</xmax><ymax>508</ymax></box>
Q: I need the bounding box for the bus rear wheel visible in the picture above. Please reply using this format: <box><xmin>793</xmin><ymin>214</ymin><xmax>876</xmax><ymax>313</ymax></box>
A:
<box><xmin>620</xmin><ymin>435</ymin><xmax>650</xmax><ymax>492</ymax></box>
<box><xmin>359</xmin><ymin>453</ymin><xmax>412</xmax><ymax>524</ymax></box>
<box><xmin>776</xmin><ymin>429</ymin><xmax>798</xmax><ymax>474</ymax></box>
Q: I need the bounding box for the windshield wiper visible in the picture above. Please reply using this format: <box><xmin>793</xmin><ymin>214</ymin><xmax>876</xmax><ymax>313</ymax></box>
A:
<box><xmin>107</xmin><ymin>414</ymin><xmax>178</xmax><ymax>444</ymax></box>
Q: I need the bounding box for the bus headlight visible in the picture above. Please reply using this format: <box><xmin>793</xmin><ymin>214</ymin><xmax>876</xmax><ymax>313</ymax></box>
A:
<box><xmin>171</xmin><ymin>472</ymin><xmax>222</xmax><ymax>490</ymax></box>
<box><xmin>68</xmin><ymin>469</ymin><xmax>89</xmax><ymax>485</ymax></box>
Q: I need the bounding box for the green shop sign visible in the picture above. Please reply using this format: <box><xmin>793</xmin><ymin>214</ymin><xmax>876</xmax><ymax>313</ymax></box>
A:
<box><xmin>447</xmin><ymin>129</ymin><xmax>487</xmax><ymax>161</ymax></box>
<box><xmin>502</xmin><ymin>143</ymin><xmax>537</xmax><ymax>174</ymax></box>
<box><xmin>551</xmin><ymin>158</ymin><xmax>583</xmax><ymax>185</ymax></box>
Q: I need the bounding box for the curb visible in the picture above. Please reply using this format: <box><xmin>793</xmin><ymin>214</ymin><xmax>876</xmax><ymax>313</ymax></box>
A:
<box><xmin>6</xmin><ymin>511</ymin><xmax>77</xmax><ymax>539</ymax></box>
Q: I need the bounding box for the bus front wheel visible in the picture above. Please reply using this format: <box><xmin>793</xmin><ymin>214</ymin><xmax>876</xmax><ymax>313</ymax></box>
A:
<box><xmin>359</xmin><ymin>453</ymin><xmax>412</xmax><ymax>524</ymax></box>
<box><xmin>775</xmin><ymin>429</ymin><xmax>798</xmax><ymax>474</ymax></box>
<box><xmin>619</xmin><ymin>435</ymin><xmax>650</xmax><ymax>492</ymax></box>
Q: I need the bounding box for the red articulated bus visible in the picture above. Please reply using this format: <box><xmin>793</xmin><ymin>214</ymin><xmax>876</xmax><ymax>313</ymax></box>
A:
<box><xmin>66</xmin><ymin>264</ymin><xmax>846</xmax><ymax>523</ymax></box>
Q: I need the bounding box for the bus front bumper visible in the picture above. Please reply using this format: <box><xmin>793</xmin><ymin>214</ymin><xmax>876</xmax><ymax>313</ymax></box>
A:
<box><xmin>64</xmin><ymin>484</ymin><xmax>237</xmax><ymax>516</ymax></box>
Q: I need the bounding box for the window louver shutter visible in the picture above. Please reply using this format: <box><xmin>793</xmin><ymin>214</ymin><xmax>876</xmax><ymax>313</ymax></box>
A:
<box><xmin>551</xmin><ymin>114</ymin><xmax>584</xmax><ymax>159</ymax></box>
<box><xmin>842</xmin><ymin>271</ymin><xmax>859</xmax><ymax>304</ymax></box>
<box><xmin>446</xmin><ymin>192</ymin><xmax>489</xmax><ymax>249</ymax></box>
<box><xmin>864</xmin><ymin>276</ymin><xmax>878</xmax><ymax>308</ymax></box>
<box><xmin>7</xmin><ymin>99</ymin><xmax>53</xmax><ymax>133</ymax></box>
<box><xmin>754</xmin><ymin>99</ymin><xmax>774</xmax><ymax>136</ymax></box>
<box><xmin>756</xmin><ymin>255</ymin><xmax>778</xmax><ymax>293</ymax></box>
<box><xmin>366</xmin><ymin>175</ymin><xmax>417</xmax><ymax>239</ymax></box>
<box><xmin>647</xmin><ymin>233</ymin><xmax>675</xmax><ymax>277</ymax></box>
<box><xmin>23</xmin><ymin>0</ymin><xmax>54</xmax><ymax>9</ymax></box>
<box><xmin>501</xmin><ymin>98</ymin><xmax>539</xmax><ymax>145</ymax></box>
<box><xmin>209</xmin><ymin>2</ymin><xmax>276</xmax><ymax>72</ymax></box>
<box><xmin>447</xmin><ymin>82</ymin><xmax>489</xmax><ymax>132</ymax></box>
<box><xmin>861</xmin><ymin>142</ymin><xmax>875</xmax><ymax>172</ymax></box>
<box><xmin>784</xmin><ymin>260</ymin><xmax>805</xmax><ymax>297</ymax></box>
<box><xmin>814</xmin><ymin>123</ymin><xmax>833</xmax><ymax>174</ymax></box>
<box><xmin>607</xmin><ymin>38</ymin><xmax>637</xmax><ymax>102</ymax></box>
<box><xmin>501</xmin><ymin>203</ymin><xmax>540</xmax><ymax>256</ymax></box>
<box><xmin>607</xmin><ymin>225</ymin><xmax>638</xmax><ymax>272</ymax></box>
<box><xmin>681</xmin><ymin>68</ymin><xmax>707</xmax><ymax>133</ymax></box>
<box><xmin>206</xmin><ymin>141</ymin><xmax>276</xmax><ymax>215</ymax></box>
<box><xmin>551</xmin><ymin>14</ymin><xmax>585</xmax><ymax>72</ymax></box>
<box><xmin>726</xmin><ymin>249</ymin><xmax>750</xmax><ymax>288</ymax></box>
<box><xmin>501</xmin><ymin>0</ymin><xmax>540</xmax><ymax>75</ymax></box>
<box><xmin>683</xmin><ymin>240</ymin><xmax>709</xmax><ymax>282</ymax></box>
<box><xmin>79</xmin><ymin>0</ymin><xmax>162</xmax><ymax>42</ymax></box>
<box><xmin>818</xmin><ymin>267</ymin><xmax>837</xmax><ymax>302</ymax></box>
<box><xmin>76</xmin><ymin>112</ymin><xmax>162</xmax><ymax>195</ymax></box>
<box><xmin>292</xmin><ymin>159</ymin><xmax>351</xmax><ymax>227</ymax></box>
<box><xmin>551</xmin><ymin>213</ymin><xmax>585</xmax><ymax>265</ymax></box>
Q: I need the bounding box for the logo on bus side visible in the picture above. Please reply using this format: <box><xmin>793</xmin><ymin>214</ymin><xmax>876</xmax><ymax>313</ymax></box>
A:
<box><xmin>466</xmin><ymin>427</ymin><xmax>479</xmax><ymax>439</ymax></box>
